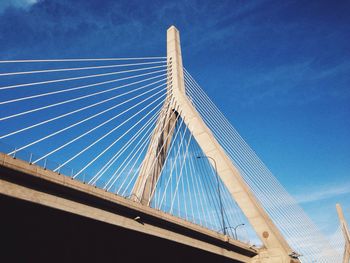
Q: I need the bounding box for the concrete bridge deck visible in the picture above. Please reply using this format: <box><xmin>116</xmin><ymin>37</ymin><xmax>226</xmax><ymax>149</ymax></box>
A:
<box><xmin>0</xmin><ymin>152</ymin><xmax>258</xmax><ymax>262</ymax></box>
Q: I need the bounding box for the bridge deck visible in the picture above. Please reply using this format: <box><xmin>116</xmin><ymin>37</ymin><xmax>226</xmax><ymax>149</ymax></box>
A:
<box><xmin>0</xmin><ymin>152</ymin><xmax>257</xmax><ymax>262</ymax></box>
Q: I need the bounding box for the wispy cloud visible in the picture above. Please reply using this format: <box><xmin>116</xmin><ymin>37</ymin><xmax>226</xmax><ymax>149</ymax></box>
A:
<box><xmin>229</xmin><ymin>60</ymin><xmax>350</xmax><ymax>106</ymax></box>
<box><xmin>295</xmin><ymin>182</ymin><xmax>350</xmax><ymax>204</ymax></box>
<box><xmin>0</xmin><ymin>0</ymin><xmax>40</xmax><ymax>13</ymax></box>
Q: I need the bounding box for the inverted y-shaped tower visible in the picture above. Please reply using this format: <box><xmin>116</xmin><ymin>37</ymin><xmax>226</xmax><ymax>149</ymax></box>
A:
<box><xmin>132</xmin><ymin>25</ymin><xmax>300</xmax><ymax>263</ymax></box>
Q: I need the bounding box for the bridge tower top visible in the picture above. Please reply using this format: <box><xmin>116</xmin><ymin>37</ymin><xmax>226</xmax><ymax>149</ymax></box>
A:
<box><xmin>167</xmin><ymin>25</ymin><xmax>185</xmax><ymax>95</ymax></box>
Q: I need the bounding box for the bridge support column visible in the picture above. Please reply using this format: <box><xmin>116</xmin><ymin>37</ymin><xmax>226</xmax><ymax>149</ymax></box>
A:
<box><xmin>336</xmin><ymin>204</ymin><xmax>350</xmax><ymax>263</ymax></box>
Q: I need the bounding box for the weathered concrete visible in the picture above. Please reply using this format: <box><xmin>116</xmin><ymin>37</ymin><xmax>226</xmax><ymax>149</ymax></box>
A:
<box><xmin>0</xmin><ymin>152</ymin><xmax>257</xmax><ymax>262</ymax></box>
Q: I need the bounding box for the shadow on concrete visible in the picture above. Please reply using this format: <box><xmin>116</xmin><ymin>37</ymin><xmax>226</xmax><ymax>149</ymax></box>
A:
<box><xmin>0</xmin><ymin>194</ymin><xmax>241</xmax><ymax>263</ymax></box>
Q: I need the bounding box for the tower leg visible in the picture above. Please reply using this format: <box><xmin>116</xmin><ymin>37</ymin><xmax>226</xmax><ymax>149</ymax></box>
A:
<box><xmin>131</xmin><ymin>97</ymin><xmax>178</xmax><ymax>205</ymax></box>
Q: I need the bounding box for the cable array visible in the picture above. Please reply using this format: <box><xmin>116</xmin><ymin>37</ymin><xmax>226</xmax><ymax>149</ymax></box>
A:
<box><xmin>184</xmin><ymin>68</ymin><xmax>341</xmax><ymax>262</ymax></box>
<box><xmin>0</xmin><ymin>57</ymin><xmax>172</xmax><ymax>195</ymax></box>
<box><xmin>328</xmin><ymin>225</ymin><xmax>345</xmax><ymax>262</ymax></box>
<box><xmin>0</xmin><ymin>55</ymin><xmax>343</xmax><ymax>258</ymax></box>
<box><xmin>148</xmin><ymin>114</ymin><xmax>251</xmax><ymax>241</ymax></box>
<box><xmin>0</xmin><ymin>56</ymin><xmax>253</xmax><ymax>242</ymax></box>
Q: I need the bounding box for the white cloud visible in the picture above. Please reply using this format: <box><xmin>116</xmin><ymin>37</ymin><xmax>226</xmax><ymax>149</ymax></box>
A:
<box><xmin>0</xmin><ymin>0</ymin><xmax>40</xmax><ymax>13</ymax></box>
<box><xmin>295</xmin><ymin>182</ymin><xmax>350</xmax><ymax>204</ymax></box>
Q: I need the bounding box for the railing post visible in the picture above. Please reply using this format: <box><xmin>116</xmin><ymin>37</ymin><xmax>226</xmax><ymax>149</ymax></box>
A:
<box><xmin>43</xmin><ymin>159</ymin><xmax>47</xmax><ymax>170</ymax></box>
<box><xmin>12</xmin><ymin>147</ymin><xmax>17</xmax><ymax>159</ymax></box>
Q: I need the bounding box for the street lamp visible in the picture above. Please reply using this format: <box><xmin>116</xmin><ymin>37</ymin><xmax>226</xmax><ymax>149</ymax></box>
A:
<box><xmin>233</xmin><ymin>223</ymin><xmax>245</xmax><ymax>240</ymax></box>
<box><xmin>196</xmin><ymin>155</ymin><xmax>225</xmax><ymax>235</ymax></box>
<box><xmin>220</xmin><ymin>223</ymin><xmax>245</xmax><ymax>240</ymax></box>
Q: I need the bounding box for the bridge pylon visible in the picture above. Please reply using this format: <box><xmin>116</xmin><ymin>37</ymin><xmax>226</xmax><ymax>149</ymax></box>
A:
<box><xmin>132</xmin><ymin>25</ymin><xmax>300</xmax><ymax>263</ymax></box>
<box><xmin>336</xmin><ymin>204</ymin><xmax>350</xmax><ymax>263</ymax></box>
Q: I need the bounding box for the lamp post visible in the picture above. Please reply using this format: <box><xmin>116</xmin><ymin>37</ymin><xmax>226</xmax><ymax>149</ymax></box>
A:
<box><xmin>220</xmin><ymin>223</ymin><xmax>245</xmax><ymax>240</ymax></box>
<box><xmin>233</xmin><ymin>223</ymin><xmax>245</xmax><ymax>240</ymax></box>
<box><xmin>196</xmin><ymin>155</ymin><xmax>225</xmax><ymax>235</ymax></box>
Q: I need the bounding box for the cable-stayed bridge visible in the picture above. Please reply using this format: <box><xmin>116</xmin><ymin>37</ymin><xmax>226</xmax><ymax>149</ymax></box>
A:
<box><xmin>0</xmin><ymin>26</ymin><xmax>348</xmax><ymax>263</ymax></box>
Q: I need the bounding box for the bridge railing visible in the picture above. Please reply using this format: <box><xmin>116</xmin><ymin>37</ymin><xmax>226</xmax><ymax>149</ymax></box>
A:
<box><xmin>0</xmin><ymin>140</ymin><xmax>85</xmax><ymax>181</ymax></box>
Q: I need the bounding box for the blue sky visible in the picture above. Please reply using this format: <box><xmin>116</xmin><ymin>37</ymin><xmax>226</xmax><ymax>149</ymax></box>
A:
<box><xmin>0</xmin><ymin>0</ymin><xmax>349</xmax><ymax>237</ymax></box>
